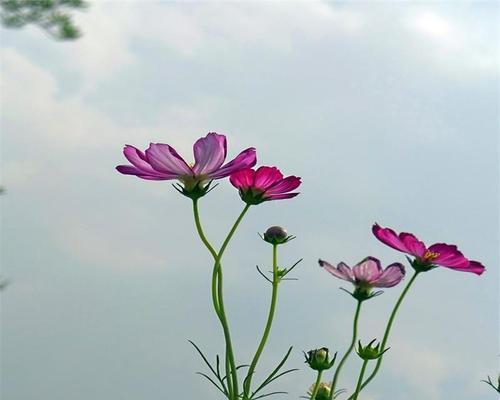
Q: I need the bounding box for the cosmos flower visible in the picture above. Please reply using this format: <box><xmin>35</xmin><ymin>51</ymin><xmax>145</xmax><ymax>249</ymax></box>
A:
<box><xmin>116</xmin><ymin>132</ymin><xmax>256</xmax><ymax>198</ymax></box>
<box><xmin>229</xmin><ymin>166</ymin><xmax>301</xmax><ymax>205</ymax></box>
<box><xmin>319</xmin><ymin>256</ymin><xmax>405</xmax><ymax>290</ymax></box>
<box><xmin>372</xmin><ymin>224</ymin><xmax>485</xmax><ymax>275</ymax></box>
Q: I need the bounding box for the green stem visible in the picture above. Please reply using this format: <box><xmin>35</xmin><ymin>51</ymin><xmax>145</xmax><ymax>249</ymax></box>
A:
<box><xmin>214</xmin><ymin>204</ymin><xmax>251</xmax><ymax>398</ymax></box>
<box><xmin>193</xmin><ymin>199</ymin><xmax>220</xmax><ymax>314</ymax></box>
<box><xmin>310</xmin><ymin>370</ymin><xmax>324</xmax><ymax>400</ymax></box>
<box><xmin>328</xmin><ymin>300</ymin><xmax>362</xmax><ymax>399</ymax></box>
<box><xmin>348</xmin><ymin>271</ymin><xmax>421</xmax><ymax>399</ymax></box>
<box><xmin>352</xmin><ymin>360</ymin><xmax>368</xmax><ymax>400</ymax></box>
<box><xmin>243</xmin><ymin>244</ymin><xmax>280</xmax><ymax>398</ymax></box>
<box><xmin>192</xmin><ymin>200</ymin><xmax>251</xmax><ymax>399</ymax></box>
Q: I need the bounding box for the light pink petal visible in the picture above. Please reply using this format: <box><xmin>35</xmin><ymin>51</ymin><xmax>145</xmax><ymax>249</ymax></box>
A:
<box><xmin>372</xmin><ymin>263</ymin><xmax>405</xmax><ymax>288</ymax></box>
<box><xmin>122</xmin><ymin>145</ymin><xmax>178</xmax><ymax>178</ymax></box>
<box><xmin>253</xmin><ymin>167</ymin><xmax>284</xmax><ymax>191</ymax></box>
<box><xmin>353</xmin><ymin>257</ymin><xmax>383</xmax><ymax>283</ymax></box>
<box><xmin>319</xmin><ymin>260</ymin><xmax>354</xmax><ymax>283</ymax></box>
<box><xmin>428</xmin><ymin>243</ymin><xmax>469</xmax><ymax>269</ymax></box>
<box><xmin>372</xmin><ymin>224</ymin><xmax>411</xmax><ymax>254</ymax></box>
<box><xmin>192</xmin><ymin>132</ymin><xmax>227</xmax><ymax>175</ymax></box>
<box><xmin>337</xmin><ymin>262</ymin><xmax>355</xmax><ymax>281</ymax></box>
<box><xmin>400</xmin><ymin>233</ymin><xmax>426</xmax><ymax>258</ymax></box>
<box><xmin>209</xmin><ymin>147</ymin><xmax>257</xmax><ymax>179</ymax></box>
<box><xmin>230</xmin><ymin>168</ymin><xmax>255</xmax><ymax>190</ymax></box>
<box><xmin>145</xmin><ymin>143</ymin><xmax>192</xmax><ymax>176</ymax></box>
<box><xmin>116</xmin><ymin>165</ymin><xmax>171</xmax><ymax>180</ymax></box>
<box><xmin>265</xmin><ymin>176</ymin><xmax>302</xmax><ymax>195</ymax></box>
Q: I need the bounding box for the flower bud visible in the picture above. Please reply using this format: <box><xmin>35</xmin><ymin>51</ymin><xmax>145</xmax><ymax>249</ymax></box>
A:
<box><xmin>304</xmin><ymin>347</ymin><xmax>337</xmax><ymax>371</ymax></box>
<box><xmin>308</xmin><ymin>382</ymin><xmax>331</xmax><ymax>400</ymax></box>
<box><xmin>356</xmin><ymin>339</ymin><xmax>389</xmax><ymax>361</ymax></box>
<box><xmin>262</xmin><ymin>226</ymin><xmax>295</xmax><ymax>245</ymax></box>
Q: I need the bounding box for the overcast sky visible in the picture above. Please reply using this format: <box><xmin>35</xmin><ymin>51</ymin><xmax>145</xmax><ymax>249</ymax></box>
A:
<box><xmin>1</xmin><ymin>1</ymin><xmax>498</xmax><ymax>400</ymax></box>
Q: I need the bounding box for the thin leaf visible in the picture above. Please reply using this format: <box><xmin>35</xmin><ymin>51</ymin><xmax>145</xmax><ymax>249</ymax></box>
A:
<box><xmin>189</xmin><ymin>340</ymin><xmax>226</xmax><ymax>391</ymax></box>
<box><xmin>252</xmin><ymin>391</ymin><xmax>287</xmax><ymax>399</ymax></box>
<box><xmin>196</xmin><ymin>372</ymin><xmax>228</xmax><ymax>396</ymax></box>
<box><xmin>256</xmin><ymin>265</ymin><xmax>273</xmax><ymax>283</ymax></box>
<box><xmin>251</xmin><ymin>347</ymin><xmax>294</xmax><ymax>398</ymax></box>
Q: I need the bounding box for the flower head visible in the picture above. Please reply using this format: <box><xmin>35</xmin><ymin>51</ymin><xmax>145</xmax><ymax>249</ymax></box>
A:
<box><xmin>319</xmin><ymin>256</ymin><xmax>405</xmax><ymax>300</ymax></box>
<box><xmin>304</xmin><ymin>347</ymin><xmax>337</xmax><ymax>371</ymax></box>
<box><xmin>372</xmin><ymin>224</ymin><xmax>485</xmax><ymax>275</ymax></box>
<box><xmin>116</xmin><ymin>132</ymin><xmax>256</xmax><ymax>199</ymax></box>
<box><xmin>230</xmin><ymin>166</ymin><xmax>301</xmax><ymax>205</ymax></box>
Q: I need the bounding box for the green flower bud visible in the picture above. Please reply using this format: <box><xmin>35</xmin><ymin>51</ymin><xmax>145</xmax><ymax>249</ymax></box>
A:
<box><xmin>308</xmin><ymin>382</ymin><xmax>331</xmax><ymax>400</ymax></box>
<box><xmin>356</xmin><ymin>339</ymin><xmax>389</xmax><ymax>360</ymax></box>
<box><xmin>304</xmin><ymin>347</ymin><xmax>337</xmax><ymax>371</ymax></box>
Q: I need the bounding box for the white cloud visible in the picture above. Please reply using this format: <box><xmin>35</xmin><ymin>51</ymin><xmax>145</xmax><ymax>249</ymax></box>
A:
<box><xmin>405</xmin><ymin>9</ymin><xmax>497</xmax><ymax>77</ymax></box>
<box><xmin>121</xmin><ymin>2</ymin><xmax>365</xmax><ymax>54</ymax></box>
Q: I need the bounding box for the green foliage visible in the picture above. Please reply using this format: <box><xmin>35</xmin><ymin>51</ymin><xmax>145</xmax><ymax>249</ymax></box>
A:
<box><xmin>0</xmin><ymin>0</ymin><xmax>87</xmax><ymax>40</ymax></box>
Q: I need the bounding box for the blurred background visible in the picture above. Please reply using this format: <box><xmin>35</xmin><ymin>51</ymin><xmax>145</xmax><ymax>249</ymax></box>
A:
<box><xmin>1</xmin><ymin>1</ymin><xmax>498</xmax><ymax>399</ymax></box>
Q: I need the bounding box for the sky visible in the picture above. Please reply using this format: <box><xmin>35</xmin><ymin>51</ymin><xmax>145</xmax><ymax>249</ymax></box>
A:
<box><xmin>1</xmin><ymin>1</ymin><xmax>498</xmax><ymax>400</ymax></box>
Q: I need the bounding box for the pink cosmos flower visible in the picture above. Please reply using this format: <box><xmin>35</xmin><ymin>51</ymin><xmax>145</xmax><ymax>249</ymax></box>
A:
<box><xmin>319</xmin><ymin>257</ymin><xmax>405</xmax><ymax>289</ymax></box>
<box><xmin>116</xmin><ymin>132</ymin><xmax>256</xmax><ymax>198</ymax></box>
<box><xmin>230</xmin><ymin>166</ymin><xmax>301</xmax><ymax>205</ymax></box>
<box><xmin>372</xmin><ymin>223</ymin><xmax>485</xmax><ymax>275</ymax></box>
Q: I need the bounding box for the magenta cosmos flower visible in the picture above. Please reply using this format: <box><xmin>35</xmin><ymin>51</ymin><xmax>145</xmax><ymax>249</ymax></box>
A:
<box><xmin>116</xmin><ymin>132</ymin><xmax>256</xmax><ymax>198</ymax></box>
<box><xmin>229</xmin><ymin>166</ymin><xmax>301</xmax><ymax>205</ymax></box>
<box><xmin>372</xmin><ymin>224</ymin><xmax>485</xmax><ymax>275</ymax></box>
<box><xmin>319</xmin><ymin>257</ymin><xmax>405</xmax><ymax>300</ymax></box>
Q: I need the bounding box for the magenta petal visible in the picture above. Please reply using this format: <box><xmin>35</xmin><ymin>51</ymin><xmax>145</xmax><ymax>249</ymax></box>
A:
<box><xmin>373</xmin><ymin>263</ymin><xmax>405</xmax><ymax>288</ymax></box>
<box><xmin>319</xmin><ymin>260</ymin><xmax>354</xmax><ymax>282</ymax></box>
<box><xmin>428</xmin><ymin>243</ymin><xmax>469</xmax><ymax>269</ymax></box>
<box><xmin>192</xmin><ymin>132</ymin><xmax>227</xmax><ymax>175</ymax></box>
<box><xmin>253</xmin><ymin>166</ymin><xmax>284</xmax><ymax>190</ymax></box>
<box><xmin>400</xmin><ymin>233</ymin><xmax>426</xmax><ymax>258</ymax></box>
<box><xmin>372</xmin><ymin>224</ymin><xmax>412</xmax><ymax>254</ymax></box>
<box><xmin>230</xmin><ymin>168</ymin><xmax>255</xmax><ymax>189</ymax></box>
<box><xmin>265</xmin><ymin>176</ymin><xmax>302</xmax><ymax>196</ymax></box>
<box><xmin>352</xmin><ymin>257</ymin><xmax>383</xmax><ymax>283</ymax></box>
<box><xmin>265</xmin><ymin>192</ymin><xmax>299</xmax><ymax>201</ymax></box>
<box><xmin>454</xmin><ymin>260</ymin><xmax>486</xmax><ymax>275</ymax></box>
<box><xmin>209</xmin><ymin>147</ymin><xmax>257</xmax><ymax>179</ymax></box>
<box><xmin>145</xmin><ymin>143</ymin><xmax>192</xmax><ymax>176</ymax></box>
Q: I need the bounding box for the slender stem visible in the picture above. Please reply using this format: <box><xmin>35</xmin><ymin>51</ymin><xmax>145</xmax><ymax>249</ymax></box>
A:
<box><xmin>193</xmin><ymin>199</ymin><xmax>220</xmax><ymax>314</ymax></box>
<box><xmin>347</xmin><ymin>271</ymin><xmax>421</xmax><ymax>399</ymax></box>
<box><xmin>352</xmin><ymin>360</ymin><xmax>368</xmax><ymax>400</ymax></box>
<box><xmin>328</xmin><ymin>300</ymin><xmax>362</xmax><ymax>399</ymax></box>
<box><xmin>243</xmin><ymin>244</ymin><xmax>280</xmax><ymax>398</ymax></box>
<box><xmin>309</xmin><ymin>370</ymin><xmax>324</xmax><ymax>400</ymax></box>
<box><xmin>214</xmin><ymin>204</ymin><xmax>250</xmax><ymax>398</ymax></box>
<box><xmin>192</xmin><ymin>199</ymin><xmax>251</xmax><ymax>399</ymax></box>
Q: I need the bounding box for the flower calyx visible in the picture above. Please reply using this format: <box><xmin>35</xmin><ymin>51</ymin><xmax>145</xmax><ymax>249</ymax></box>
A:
<box><xmin>356</xmin><ymin>339</ymin><xmax>389</xmax><ymax>361</ymax></box>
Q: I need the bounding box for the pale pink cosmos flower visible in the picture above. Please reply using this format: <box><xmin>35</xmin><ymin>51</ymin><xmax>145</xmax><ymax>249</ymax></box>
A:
<box><xmin>116</xmin><ymin>132</ymin><xmax>256</xmax><ymax>198</ymax></box>
<box><xmin>372</xmin><ymin>224</ymin><xmax>485</xmax><ymax>275</ymax></box>
<box><xmin>229</xmin><ymin>166</ymin><xmax>301</xmax><ymax>205</ymax></box>
<box><xmin>319</xmin><ymin>257</ymin><xmax>405</xmax><ymax>289</ymax></box>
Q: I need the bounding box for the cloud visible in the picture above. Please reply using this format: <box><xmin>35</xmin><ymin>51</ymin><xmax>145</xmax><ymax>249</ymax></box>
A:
<box><xmin>405</xmin><ymin>9</ymin><xmax>497</xmax><ymax>77</ymax></box>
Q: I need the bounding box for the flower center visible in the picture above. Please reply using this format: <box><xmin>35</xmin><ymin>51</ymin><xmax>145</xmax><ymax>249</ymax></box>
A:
<box><xmin>424</xmin><ymin>250</ymin><xmax>440</xmax><ymax>262</ymax></box>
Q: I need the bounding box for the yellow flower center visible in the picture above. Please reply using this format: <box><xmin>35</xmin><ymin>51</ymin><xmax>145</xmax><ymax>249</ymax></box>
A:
<box><xmin>424</xmin><ymin>251</ymin><xmax>440</xmax><ymax>261</ymax></box>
